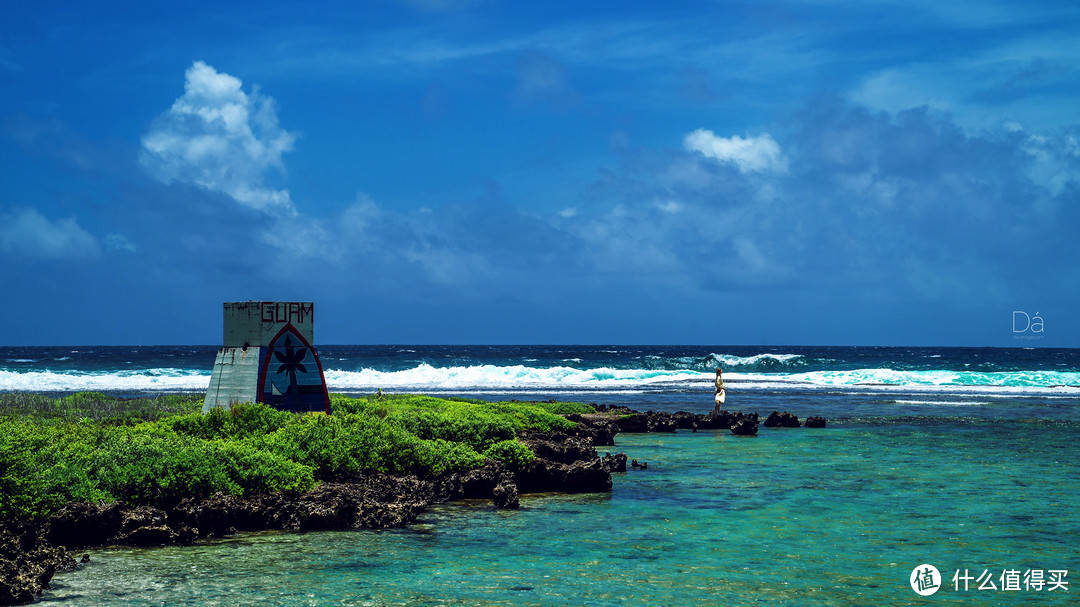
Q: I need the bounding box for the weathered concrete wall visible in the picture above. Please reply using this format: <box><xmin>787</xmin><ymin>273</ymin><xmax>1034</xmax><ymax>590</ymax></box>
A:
<box><xmin>205</xmin><ymin>301</ymin><xmax>330</xmax><ymax>414</ymax></box>
<box><xmin>223</xmin><ymin>301</ymin><xmax>314</xmax><ymax>347</ymax></box>
<box><xmin>203</xmin><ymin>347</ymin><xmax>261</xmax><ymax>412</ymax></box>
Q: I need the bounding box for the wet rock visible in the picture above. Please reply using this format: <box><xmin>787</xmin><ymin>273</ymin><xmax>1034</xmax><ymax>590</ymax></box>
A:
<box><xmin>645</xmin><ymin>412</ymin><xmax>677</xmax><ymax>433</ymax></box>
<box><xmin>115</xmin><ymin>506</ymin><xmax>184</xmax><ymax>546</ymax></box>
<box><xmin>562</xmin><ymin>414</ymin><xmax>618</xmax><ymax>446</ymax></box>
<box><xmin>0</xmin><ymin>519</ymin><xmax>74</xmax><ymax>606</ymax></box>
<box><xmin>601</xmin><ymin>452</ymin><xmax>628</xmax><ymax>473</ymax></box>
<box><xmin>805</xmin><ymin>416</ymin><xmax>827</xmax><ymax>428</ymax></box>
<box><xmin>611</xmin><ymin>411</ymin><xmax>677</xmax><ymax>433</ymax></box>
<box><xmin>737</xmin><ymin>411</ymin><xmax>760</xmax><ymax>424</ymax></box>
<box><xmin>520</xmin><ymin>432</ymin><xmax>598</xmax><ymax>465</ymax></box>
<box><xmin>47</xmin><ymin>501</ymin><xmax>126</xmax><ymax>549</ymax></box>
<box><xmin>730</xmin><ymin>417</ymin><xmax>758</xmax><ymax>436</ymax></box>
<box><xmin>672</xmin><ymin>411</ymin><xmax>698</xmax><ymax>429</ymax></box>
<box><xmin>614</xmin><ymin>413</ymin><xmax>649</xmax><ymax>433</ymax></box>
<box><xmin>173</xmin><ymin>494</ymin><xmax>236</xmax><ymax>538</ymax></box>
<box><xmin>47</xmin><ymin>500</ymin><xmax>190</xmax><ymax>549</ymax></box>
<box><xmin>696</xmin><ymin>411</ymin><xmax>734</xmax><ymax>430</ymax></box>
<box><xmin>492</xmin><ymin>477</ymin><xmax>520</xmax><ymax>510</ymax></box>
<box><xmin>516</xmin><ymin>457</ymin><xmax>611</xmax><ymax>494</ymax></box>
<box><xmin>592</xmin><ymin>404</ymin><xmax>634</xmax><ymax>415</ymax></box>
<box><xmin>763</xmin><ymin>411</ymin><xmax>800</xmax><ymax>428</ymax></box>
<box><xmin>455</xmin><ymin>460</ymin><xmax>505</xmax><ymax>498</ymax></box>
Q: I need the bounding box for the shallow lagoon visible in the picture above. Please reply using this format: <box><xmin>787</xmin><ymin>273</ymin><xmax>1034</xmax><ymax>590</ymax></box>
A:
<box><xmin>44</xmin><ymin>417</ymin><xmax>1078</xmax><ymax>606</ymax></box>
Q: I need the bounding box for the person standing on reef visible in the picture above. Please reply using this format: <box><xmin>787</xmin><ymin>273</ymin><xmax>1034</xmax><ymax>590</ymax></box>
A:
<box><xmin>714</xmin><ymin>367</ymin><xmax>726</xmax><ymax>413</ymax></box>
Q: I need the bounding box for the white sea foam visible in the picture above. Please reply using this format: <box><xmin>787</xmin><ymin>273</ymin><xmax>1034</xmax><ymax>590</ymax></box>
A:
<box><xmin>0</xmin><ymin>369</ymin><xmax>211</xmax><ymax>392</ymax></box>
<box><xmin>322</xmin><ymin>364</ymin><xmax>705</xmax><ymax>391</ymax></box>
<box><xmin>714</xmin><ymin>353</ymin><xmax>805</xmax><ymax>366</ymax></box>
<box><xmin>2</xmin><ymin>363</ymin><xmax>1078</xmax><ymax>397</ymax></box>
<box><xmin>650</xmin><ymin>352</ymin><xmax>809</xmax><ymax>368</ymax></box>
<box><xmin>781</xmin><ymin>368</ymin><xmax>1080</xmax><ymax>388</ymax></box>
<box><xmin>892</xmin><ymin>399</ymin><xmax>990</xmax><ymax>406</ymax></box>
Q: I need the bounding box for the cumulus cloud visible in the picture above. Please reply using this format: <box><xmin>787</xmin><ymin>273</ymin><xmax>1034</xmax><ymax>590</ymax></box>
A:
<box><xmin>563</xmin><ymin>100</ymin><xmax>1080</xmax><ymax>305</ymax></box>
<box><xmin>683</xmin><ymin>129</ymin><xmax>788</xmax><ymax>173</ymax></box>
<box><xmin>140</xmin><ymin>61</ymin><xmax>297</xmax><ymax>214</ymax></box>
<box><xmin>0</xmin><ymin>208</ymin><xmax>100</xmax><ymax>260</ymax></box>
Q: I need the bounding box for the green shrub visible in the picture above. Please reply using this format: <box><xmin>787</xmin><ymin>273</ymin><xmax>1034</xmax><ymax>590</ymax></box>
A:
<box><xmin>94</xmin><ymin>432</ymin><xmax>314</xmax><ymax>508</ymax></box>
<box><xmin>252</xmin><ymin>412</ymin><xmax>483</xmax><ymax>480</ymax></box>
<box><xmin>527</xmin><ymin>400</ymin><xmax>595</xmax><ymax>416</ymax></box>
<box><xmin>482</xmin><ymin>440</ymin><xmax>535</xmax><ymax>470</ymax></box>
<box><xmin>0</xmin><ymin>392</ymin><xmax>590</xmax><ymax>519</ymax></box>
<box><xmin>164</xmin><ymin>402</ymin><xmax>294</xmax><ymax>440</ymax></box>
<box><xmin>331</xmin><ymin>394</ymin><xmax>579</xmax><ymax>448</ymax></box>
<box><xmin>0</xmin><ymin>391</ymin><xmax>203</xmax><ymax>424</ymax></box>
<box><xmin>0</xmin><ymin>421</ymin><xmax>113</xmax><ymax>517</ymax></box>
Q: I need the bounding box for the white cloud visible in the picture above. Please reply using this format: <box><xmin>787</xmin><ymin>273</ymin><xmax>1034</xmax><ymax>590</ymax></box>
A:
<box><xmin>1020</xmin><ymin>130</ymin><xmax>1078</xmax><ymax>197</ymax></box>
<box><xmin>849</xmin><ymin>68</ymin><xmax>952</xmax><ymax>116</ymax></box>
<box><xmin>0</xmin><ymin>208</ymin><xmax>100</xmax><ymax>260</ymax></box>
<box><xmin>684</xmin><ymin>129</ymin><xmax>788</xmax><ymax>174</ymax></box>
<box><xmin>655</xmin><ymin>199</ymin><xmax>682</xmax><ymax>214</ymax></box>
<box><xmin>140</xmin><ymin>61</ymin><xmax>297</xmax><ymax>214</ymax></box>
<box><xmin>104</xmin><ymin>233</ymin><xmax>137</xmax><ymax>253</ymax></box>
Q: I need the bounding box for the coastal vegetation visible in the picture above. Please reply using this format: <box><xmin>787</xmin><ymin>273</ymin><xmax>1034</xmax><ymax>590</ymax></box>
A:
<box><xmin>0</xmin><ymin>392</ymin><xmax>593</xmax><ymax>520</ymax></box>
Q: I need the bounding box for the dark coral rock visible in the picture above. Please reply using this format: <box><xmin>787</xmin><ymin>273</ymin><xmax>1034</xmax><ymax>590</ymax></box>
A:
<box><xmin>1</xmin><ymin>519</ymin><xmax>74</xmax><ymax>606</ymax></box>
<box><xmin>645</xmin><ymin>412</ymin><xmax>677</xmax><ymax>433</ymax></box>
<box><xmin>516</xmin><ymin>457</ymin><xmax>611</xmax><ymax>494</ymax></box>
<box><xmin>563</xmin><ymin>414</ymin><xmax>619</xmax><ymax>446</ymax></box>
<box><xmin>805</xmin><ymin>416</ymin><xmax>827</xmax><ymax>428</ymax></box>
<box><xmin>763</xmin><ymin>411</ymin><xmax>801</xmax><ymax>428</ymax></box>
<box><xmin>730</xmin><ymin>417</ymin><xmax>758</xmax><ymax>436</ymax></box>
<box><xmin>671</xmin><ymin>411</ymin><xmax>699</xmax><ymax>430</ymax></box>
<box><xmin>492</xmin><ymin>477</ymin><xmax>520</xmax><ymax>510</ymax></box>
<box><xmin>601</xmin><ymin>452</ymin><xmax>628</xmax><ymax>473</ymax></box>
<box><xmin>614</xmin><ymin>414</ymin><xmax>649</xmax><ymax>433</ymax></box>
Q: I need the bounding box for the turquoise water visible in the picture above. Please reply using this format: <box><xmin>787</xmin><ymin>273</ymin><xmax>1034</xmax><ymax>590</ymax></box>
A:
<box><xmin>43</xmin><ymin>418</ymin><xmax>1079</xmax><ymax>606</ymax></box>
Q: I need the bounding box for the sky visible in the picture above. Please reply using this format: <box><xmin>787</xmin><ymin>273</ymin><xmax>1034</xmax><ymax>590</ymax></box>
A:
<box><xmin>1</xmin><ymin>0</ymin><xmax>1078</xmax><ymax>346</ymax></box>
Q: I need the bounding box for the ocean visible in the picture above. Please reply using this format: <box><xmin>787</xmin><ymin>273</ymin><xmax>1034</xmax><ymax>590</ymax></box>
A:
<box><xmin>3</xmin><ymin>345</ymin><xmax>1078</xmax><ymax>605</ymax></box>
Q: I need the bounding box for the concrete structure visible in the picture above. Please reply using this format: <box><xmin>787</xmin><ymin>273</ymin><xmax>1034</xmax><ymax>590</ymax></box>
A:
<box><xmin>204</xmin><ymin>301</ymin><xmax>331</xmax><ymax>414</ymax></box>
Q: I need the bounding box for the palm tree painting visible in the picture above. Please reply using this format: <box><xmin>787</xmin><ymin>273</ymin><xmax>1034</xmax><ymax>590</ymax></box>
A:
<box><xmin>274</xmin><ymin>334</ymin><xmax>308</xmax><ymax>395</ymax></box>
<box><xmin>260</xmin><ymin>326</ymin><xmax>330</xmax><ymax>413</ymax></box>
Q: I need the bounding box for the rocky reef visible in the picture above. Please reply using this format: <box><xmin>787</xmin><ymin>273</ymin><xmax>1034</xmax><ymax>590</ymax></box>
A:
<box><xmin>2</xmin><ymin>403</ymin><xmax>826</xmax><ymax>605</ymax></box>
<box><xmin>0</xmin><ymin>419</ymin><xmax>622</xmax><ymax>606</ymax></box>
<box><xmin>587</xmin><ymin>405</ymin><xmax>825</xmax><ymax>438</ymax></box>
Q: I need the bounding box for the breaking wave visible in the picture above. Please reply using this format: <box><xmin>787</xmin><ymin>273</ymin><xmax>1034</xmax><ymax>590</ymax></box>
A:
<box><xmin>0</xmin><ymin>369</ymin><xmax>211</xmax><ymax>392</ymax></box>
<box><xmin>323</xmin><ymin>364</ymin><xmax>705</xmax><ymax>391</ymax></box>
<box><xmin>1</xmin><ymin>364</ymin><xmax>1077</xmax><ymax>396</ymax></box>
<box><xmin>781</xmin><ymin>368</ymin><xmax>1080</xmax><ymax>388</ymax></box>
<box><xmin>641</xmin><ymin>352</ymin><xmax>821</xmax><ymax>371</ymax></box>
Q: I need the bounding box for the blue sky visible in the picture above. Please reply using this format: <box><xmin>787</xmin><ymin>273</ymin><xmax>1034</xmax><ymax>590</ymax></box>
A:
<box><xmin>1</xmin><ymin>0</ymin><xmax>1078</xmax><ymax>346</ymax></box>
